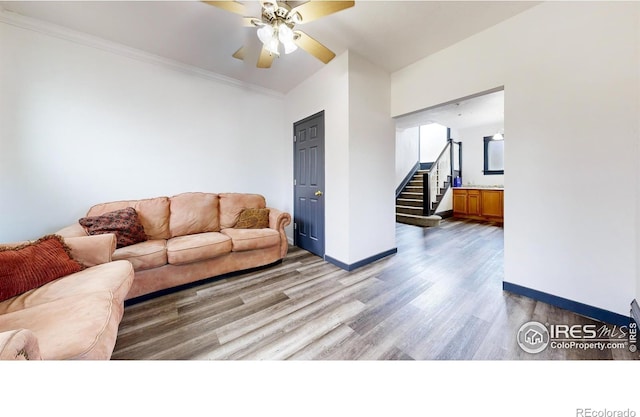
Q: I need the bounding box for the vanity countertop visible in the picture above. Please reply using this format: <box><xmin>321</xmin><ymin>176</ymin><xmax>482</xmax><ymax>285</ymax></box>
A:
<box><xmin>454</xmin><ymin>186</ymin><xmax>504</xmax><ymax>190</ymax></box>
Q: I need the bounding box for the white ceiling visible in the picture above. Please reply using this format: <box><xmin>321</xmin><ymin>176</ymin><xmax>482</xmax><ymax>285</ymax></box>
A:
<box><xmin>395</xmin><ymin>89</ymin><xmax>504</xmax><ymax>130</ymax></box>
<box><xmin>0</xmin><ymin>0</ymin><xmax>539</xmax><ymax>94</ymax></box>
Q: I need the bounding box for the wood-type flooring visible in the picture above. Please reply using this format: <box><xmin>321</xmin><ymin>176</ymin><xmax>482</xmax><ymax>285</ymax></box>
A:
<box><xmin>111</xmin><ymin>219</ymin><xmax>639</xmax><ymax>360</ymax></box>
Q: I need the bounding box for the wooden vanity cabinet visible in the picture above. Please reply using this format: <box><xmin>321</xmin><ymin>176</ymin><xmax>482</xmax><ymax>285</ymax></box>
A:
<box><xmin>467</xmin><ymin>190</ymin><xmax>481</xmax><ymax>216</ymax></box>
<box><xmin>452</xmin><ymin>188</ymin><xmax>503</xmax><ymax>222</ymax></box>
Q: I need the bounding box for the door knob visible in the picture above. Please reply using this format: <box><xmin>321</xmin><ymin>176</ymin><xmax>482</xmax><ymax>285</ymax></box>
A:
<box><xmin>315</xmin><ymin>190</ymin><xmax>323</xmax><ymax>196</ymax></box>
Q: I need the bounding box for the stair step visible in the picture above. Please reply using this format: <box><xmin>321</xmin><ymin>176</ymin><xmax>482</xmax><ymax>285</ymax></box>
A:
<box><xmin>396</xmin><ymin>205</ymin><xmax>424</xmax><ymax>216</ymax></box>
<box><xmin>396</xmin><ymin>213</ymin><xmax>442</xmax><ymax>227</ymax></box>
<box><xmin>399</xmin><ymin>192</ymin><xmax>422</xmax><ymax>199</ymax></box>
<box><xmin>405</xmin><ymin>186</ymin><xmax>423</xmax><ymax>192</ymax></box>
<box><xmin>396</xmin><ymin>198</ymin><xmax>423</xmax><ymax>207</ymax></box>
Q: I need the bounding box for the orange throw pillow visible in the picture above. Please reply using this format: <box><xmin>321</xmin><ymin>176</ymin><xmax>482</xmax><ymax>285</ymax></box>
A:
<box><xmin>234</xmin><ymin>208</ymin><xmax>270</xmax><ymax>229</ymax></box>
<box><xmin>0</xmin><ymin>235</ymin><xmax>85</xmax><ymax>302</ymax></box>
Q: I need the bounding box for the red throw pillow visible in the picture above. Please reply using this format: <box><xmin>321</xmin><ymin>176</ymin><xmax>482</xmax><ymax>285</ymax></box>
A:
<box><xmin>79</xmin><ymin>207</ymin><xmax>148</xmax><ymax>248</ymax></box>
<box><xmin>0</xmin><ymin>235</ymin><xmax>85</xmax><ymax>302</ymax></box>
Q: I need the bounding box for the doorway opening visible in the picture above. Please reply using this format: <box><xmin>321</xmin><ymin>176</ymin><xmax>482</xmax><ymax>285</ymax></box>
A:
<box><xmin>394</xmin><ymin>88</ymin><xmax>505</xmax><ymax>223</ymax></box>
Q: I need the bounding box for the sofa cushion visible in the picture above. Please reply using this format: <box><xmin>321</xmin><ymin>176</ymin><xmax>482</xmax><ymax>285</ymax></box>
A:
<box><xmin>219</xmin><ymin>193</ymin><xmax>266</xmax><ymax>229</ymax></box>
<box><xmin>0</xmin><ymin>260</ymin><xmax>134</xmax><ymax>315</ymax></box>
<box><xmin>169</xmin><ymin>192</ymin><xmax>220</xmax><ymax>237</ymax></box>
<box><xmin>64</xmin><ymin>234</ymin><xmax>116</xmax><ymax>268</ymax></box>
<box><xmin>220</xmin><ymin>228</ymin><xmax>280</xmax><ymax>252</ymax></box>
<box><xmin>113</xmin><ymin>240</ymin><xmax>167</xmax><ymax>271</ymax></box>
<box><xmin>87</xmin><ymin>196</ymin><xmax>171</xmax><ymax>240</ymax></box>
<box><xmin>0</xmin><ymin>235</ymin><xmax>85</xmax><ymax>303</ymax></box>
<box><xmin>166</xmin><ymin>232</ymin><xmax>232</xmax><ymax>265</ymax></box>
<box><xmin>0</xmin><ymin>291</ymin><xmax>124</xmax><ymax>360</ymax></box>
<box><xmin>234</xmin><ymin>208</ymin><xmax>270</xmax><ymax>229</ymax></box>
<box><xmin>79</xmin><ymin>207</ymin><xmax>148</xmax><ymax>248</ymax></box>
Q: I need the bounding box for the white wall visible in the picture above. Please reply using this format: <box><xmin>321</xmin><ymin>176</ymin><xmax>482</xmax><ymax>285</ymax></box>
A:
<box><xmin>0</xmin><ymin>20</ymin><xmax>288</xmax><ymax>242</ymax></box>
<box><xmin>437</xmin><ymin>188</ymin><xmax>452</xmax><ymax>214</ymax></box>
<box><xmin>420</xmin><ymin>123</ymin><xmax>448</xmax><ymax>162</ymax></box>
<box><xmin>285</xmin><ymin>50</ymin><xmax>396</xmax><ymax>265</ymax></box>
<box><xmin>392</xmin><ymin>2</ymin><xmax>639</xmax><ymax>316</ymax></box>
<box><xmin>348</xmin><ymin>52</ymin><xmax>396</xmax><ymax>263</ymax></box>
<box><xmin>285</xmin><ymin>52</ymin><xmax>350</xmax><ymax>262</ymax></box>
<box><xmin>458</xmin><ymin>122</ymin><xmax>504</xmax><ymax>187</ymax></box>
<box><xmin>395</xmin><ymin>126</ymin><xmax>419</xmax><ymax>188</ymax></box>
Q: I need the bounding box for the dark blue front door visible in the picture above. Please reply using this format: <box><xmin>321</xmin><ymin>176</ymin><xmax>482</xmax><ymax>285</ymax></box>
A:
<box><xmin>294</xmin><ymin>111</ymin><xmax>325</xmax><ymax>257</ymax></box>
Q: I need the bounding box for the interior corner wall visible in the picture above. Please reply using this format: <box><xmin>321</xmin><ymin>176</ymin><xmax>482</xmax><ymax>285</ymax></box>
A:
<box><xmin>0</xmin><ymin>21</ymin><xmax>288</xmax><ymax>242</ymax></box>
<box><xmin>285</xmin><ymin>51</ymin><xmax>396</xmax><ymax>266</ymax></box>
<box><xmin>391</xmin><ymin>2</ymin><xmax>640</xmax><ymax>316</ymax></box>
<box><xmin>284</xmin><ymin>52</ymin><xmax>350</xmax><ymax>262</ymax></box>
<box><xmin>347</xmin><ymin>52</ymin><xmax>396</xmax><ymax>263</ymax></box>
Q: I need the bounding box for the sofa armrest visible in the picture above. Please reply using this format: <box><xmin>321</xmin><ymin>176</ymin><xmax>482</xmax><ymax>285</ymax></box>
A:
<box><xmin>64</xmin><ymin>234</ymin><xmax>117</xmax><ymax>267</ymax></box>
<box><xmin>0</xmin><ymin>329</ymin><xmax>42</xmax><ymax>360</ymax></box>
<box><xmin>56</xmin><ymin>223</ymin><xmax>88</xmax><ymax>238</ymax></box>
<box><xmin>268</xmin><ymin>207</ymin><xmax>292</xmax><ymax>258</ymax></box>
<box><xmin>0</xmin><ymin>227</ymin><xmax>114</xmax><ymax>267</ymax></box>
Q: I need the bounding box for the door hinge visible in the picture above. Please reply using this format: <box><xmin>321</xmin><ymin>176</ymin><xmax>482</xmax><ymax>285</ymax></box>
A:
<box><xmin>293</xmin><ymin>135</ymin><xmax>297</xmax><ymax>142</ymax></box>
<box><xmin>294</xmin><ymin>223</ymin><xmax>297</xmax><ymax>229</ymax></box>
<box><xmin>294</xmin><ymin>179</ymin><xmax>297</xmax><ymax>186</ymax></box>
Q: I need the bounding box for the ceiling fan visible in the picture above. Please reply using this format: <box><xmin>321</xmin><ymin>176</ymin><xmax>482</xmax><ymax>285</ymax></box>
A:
<box><xmin>203</xmin><ymin>1</ymin><xmax>355</xmax><ymax>68</ymax></box>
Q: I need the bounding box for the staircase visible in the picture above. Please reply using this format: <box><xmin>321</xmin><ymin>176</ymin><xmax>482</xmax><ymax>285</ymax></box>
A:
<box><xmin>396</xmin><ymin>170</ymin><xmax>443</xmax><ymax>227</ymax></box>
<box><xmin>396</xmin><ymin>138</ymin><xmax>462</xmax><ymax>228</ymax></box>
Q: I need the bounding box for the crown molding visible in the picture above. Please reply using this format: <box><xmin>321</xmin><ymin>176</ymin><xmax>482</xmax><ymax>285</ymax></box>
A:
<box><xmin>0</xmin><ymin>7</ymin><xmax>285</xmax><ymax>99</ymax></box>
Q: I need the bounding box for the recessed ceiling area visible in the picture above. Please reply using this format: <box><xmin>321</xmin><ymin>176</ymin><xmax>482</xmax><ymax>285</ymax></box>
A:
<box><xmin>395</xmin><ymin>89</ymin><xmax>504</xmax><ymax>131</ymax></box>
<box><xmin>0</xmin><ymin>1</ymin><xmax>540</xmax><ymax>94</ymax></box>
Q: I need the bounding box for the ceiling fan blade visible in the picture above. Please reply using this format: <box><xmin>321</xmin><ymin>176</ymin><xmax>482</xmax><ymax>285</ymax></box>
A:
<box><xmin>294</xmin><ymin>30</ymin><xmax>336</xmax><ymax>64</ymax></box>
<box><xmin>202</xmin><ymin>1</ymin><xmax>247</xmax><ymax>16</ymax></box>
<box><xmin>289</xmin><ymin>1</ymin><xmax>354</xmax><ymax>24</ymax></box>
<box><xmin>257</xmin><ymin>47</ymin><xmax>276</xmax><ymax>68</ymax></box>
<box><xmin>232</xmin><ymin>46</ymin><xmax>246</xmax><ymax>60</ymax></box>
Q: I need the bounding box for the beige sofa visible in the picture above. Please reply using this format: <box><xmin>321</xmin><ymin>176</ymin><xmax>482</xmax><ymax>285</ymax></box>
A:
<box><xmin>57</xmin><ymin>192</ymin><xmax>291</xmax><ymax>301</ymax></box>
<box><xmin>0</xmin><ymin>234</ymin><xmax>134</xmax><ymax>360</ymax></box>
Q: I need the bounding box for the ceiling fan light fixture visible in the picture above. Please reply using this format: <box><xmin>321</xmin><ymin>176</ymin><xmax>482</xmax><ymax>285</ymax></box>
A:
<box><xmin>278</xmin><ymin>24</ymin><xmax>294</xmax><ymax>42</ymax></box>
<box><xmin>257</xmin><ymin>24</ymin><xmax>274</xmax><ymax>44</ymax></box>
<box><xmin>265</xmin><ymin>37</ymin><xmax>280</xmax><ymax>55</ymax></box>
<box><xmin>262</xmin><ymin>1</ymin><xmax>277</xmax><ymax>13</ymax></box>
<box><xmin>283</xmin><ymin>40</ymin><xmax>297</xmax><ymax>54</ymax></box>
<box><xmin>205</xmin><ymin>0</ymin><xmax>354</xmax><ymax>68</ymax></box>
<box><xmin>257</xmin><ymin>20</ymin><xmax>298</xmax><ymax>56</ymax></box>
<box><xmin>277</xmin><ymin>24</ymin><xmax>297</xmax><ymax>54</ymax></box>
<box><xmin>287</xmin><ymin>12</ymin><xmax>302</xmax><ymax>25</ymax></box>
